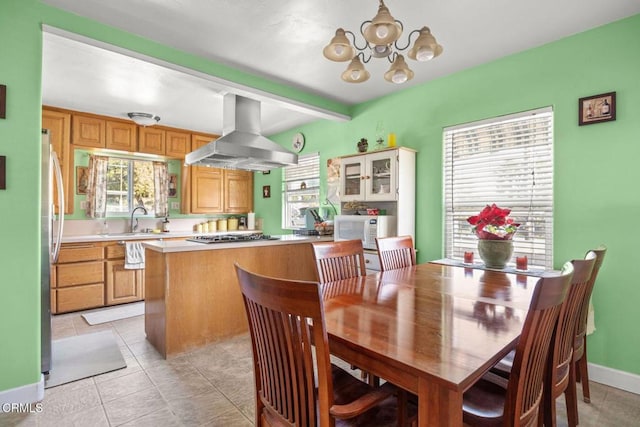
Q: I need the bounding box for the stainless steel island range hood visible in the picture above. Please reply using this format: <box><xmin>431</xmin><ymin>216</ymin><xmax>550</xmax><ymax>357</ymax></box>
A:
<box><xmin>185</xmin><ymin>94</ymin><xmax>298</xmax><ymax>171</ymax></box>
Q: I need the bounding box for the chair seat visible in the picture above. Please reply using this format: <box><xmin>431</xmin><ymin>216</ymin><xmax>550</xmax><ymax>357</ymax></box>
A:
<box><xmin>463</xmin><ymin>373</ymin><xmax>508</xmax><ymax>427</ymax></box>
<box><xmin>331</xmin><ymin>364</ymin><xmax>416</xmax><ymax>426</ymax></box>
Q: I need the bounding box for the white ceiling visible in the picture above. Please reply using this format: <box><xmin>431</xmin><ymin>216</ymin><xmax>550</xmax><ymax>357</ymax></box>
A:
<box><xmin>41</xmin><ymin>0</ymin><xmax>640</xmax><ymax>136</ymax></box>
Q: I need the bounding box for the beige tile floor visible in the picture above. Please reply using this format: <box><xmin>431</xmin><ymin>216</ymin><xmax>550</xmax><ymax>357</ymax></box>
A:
<box><xmin>2</xmin><ymin>306</ymin><xmax>640</xmax><ymax>426</ymax></box>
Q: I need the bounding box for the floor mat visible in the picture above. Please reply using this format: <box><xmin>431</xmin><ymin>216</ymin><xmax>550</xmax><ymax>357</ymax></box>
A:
<box><xmin>81</xmin><ymin>301</ymin><xmax>144</xmax><ymax>325</ymax></box>
<box><xmin>45</xmin><ymin>330</ymin><xmax>126</xmax><ymax>388</ymax></box>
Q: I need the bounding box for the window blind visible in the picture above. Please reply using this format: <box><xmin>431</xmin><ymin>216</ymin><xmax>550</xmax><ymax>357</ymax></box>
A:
<box><xmin>282</xmin><ymin>153</ymin><xmax>320</xmax><ymax>229</ymax></box>
<box><xmin>444</xmin><ymin>107</ymin><xmax>554</xmax><ymax>269</ymax></box>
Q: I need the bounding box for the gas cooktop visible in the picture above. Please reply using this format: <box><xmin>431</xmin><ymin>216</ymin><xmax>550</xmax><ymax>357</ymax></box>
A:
<box><xmin>186</xmin><ymin>234</ymin><xmax>280</xmax><ymax>244</ymax></box>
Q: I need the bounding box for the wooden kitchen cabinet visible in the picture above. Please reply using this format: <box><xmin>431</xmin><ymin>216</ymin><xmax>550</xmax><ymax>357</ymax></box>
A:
<box><xmin>42</xmin><ymin>108</ymin><xmax>73</xmax><ymax>214</ymax></box>
<box><xmin>224</xmin><ymin>170</ymin><xmax>254</xmax><ymax>213</ymax></box>
<box><xmin>72</xmin><ymin>113</ymin><xmax>105</xmax><ymax>148</ymax></box>
<box><xmin>165</xmin><ymin>130</ymin><xmax>191</xmax><ymax>158</ymax></box>
<box><xmin>105</xmin><ymin>243</ymin><xmax>144</xmax><ymax>305</ymax></box>
<box><xmin>53</xmin><ymin>243</ymin><xmax>105</xmax><ymax>313</ymax></box>
<box><xmin>138</xmin><ymin>127</ymin><xmax>166</xmax><ymax>155</ymax></box>
<box><xmin>106</xmin><ymin>120</ymin><xmax>137</xmax><ymax>151</ymax></box>
<box><xmin>190</xmin><ymin>167</ymin><xmax>253</xmax><ymax>214</ymax></box>
<box><xmin>191</xmin><ymin>167</ymin><xmax>224</xmax><ymax>213</ymax></box>
<box><xmin>191</xmin><ymin>133</ymin><xmax>214</xmax><ymax>150</ymax></box>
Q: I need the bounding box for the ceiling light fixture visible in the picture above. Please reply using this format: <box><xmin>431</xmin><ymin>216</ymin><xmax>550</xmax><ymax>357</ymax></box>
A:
<box><xmin>127</xmin><ymin>112</ymin><xmax>160</xmax><ymax>126</ymax></box>
<box><xmin>323</xmin><ymin>0</ymin><xmax>443</xmax><ymax>84</ymax></box>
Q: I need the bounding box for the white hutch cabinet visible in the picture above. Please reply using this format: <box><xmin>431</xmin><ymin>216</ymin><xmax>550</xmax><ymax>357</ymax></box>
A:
<box><xmin>338</xmin><ymin>147</ymin><xmax>416</xmax><ymax>249</ymax></box>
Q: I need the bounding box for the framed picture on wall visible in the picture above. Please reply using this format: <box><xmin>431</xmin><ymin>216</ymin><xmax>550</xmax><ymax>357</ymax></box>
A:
<box><xmin>579</xmin><ymin>91</ymin><xmax>616</xmax><ymax>126</ymax></box>
<box><xmin>76</xmin><ymin>166</ymin><xmax>88</xmax><ymax>195</ymax></box>
<box><xmin>262</xmin><ymin>185</ymin><xmax>271</xmax><ymax>198</ymax></box>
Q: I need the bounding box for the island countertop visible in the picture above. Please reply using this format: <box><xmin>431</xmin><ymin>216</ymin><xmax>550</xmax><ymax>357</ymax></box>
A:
<box><xmin>142</xmin><ymin>234</ymin><xmax>332</xmax><ymax>253</ymax></box>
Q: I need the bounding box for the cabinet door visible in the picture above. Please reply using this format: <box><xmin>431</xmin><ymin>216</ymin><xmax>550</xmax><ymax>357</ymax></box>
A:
<box><xmin>165</xmin><ymin>130</ymin><xmax>191</xmax><ymax>158</ymax></box>
<box><xmin>105</xmin><ymin>260</ymin><xmax>144</xmax><ymax>305</ymax></box>
<box><xmin>72</xmin><ymin>114</ymin><xmax>105</xmax><ymax>148</ymax></box>
<box><xmin>42</xmin><ymin>109</ymin><xmax>73</xmax><ymax>214</ymax></box>
<box><xmin>340</xmin><ymin>157</ymin><xmax>366</xmax><ymax>202</ymax></box>
<box><xmin>191</xmin><ymin>167</ymin><xmax>224</xmax><ymax>213</ymax></box>
<box><xmin>138</xmin><ymin>127</ymin><xmax>166</xmax><ymax>155</ymax></box>
<box><xmin>191</xmin><ymin>133</ymin><xmax>214</xmax><ymax>150</ymax></box>
<box><xmin>224</xmin><ymin>170</ymin><xmax>254</xmax><ymax>213</ymax></box>
<box><xmin>106</xmin><ymin>120</ymin><xmax>137</xmax><ymax>151</ymax></box>
<box><xmin>364</xmin><ymin>150</ymin><xmax>397</xmax><ymax>201</ymax></box>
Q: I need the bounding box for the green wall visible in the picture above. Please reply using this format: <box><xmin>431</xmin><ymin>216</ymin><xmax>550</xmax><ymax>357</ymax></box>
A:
<box><xmin>258</xmin><ymin>14</ymin><xmax>640</xmax><ymax>375</ymax></box>
<box><xmin>1</xmin><ymin>0</ymin><xmax>638</xmax><ymax>395</ymax></box>
<box><xmin>0</xmin><ymin>0</ymin><xmax>349</xmax><ymax>393</ymax></box>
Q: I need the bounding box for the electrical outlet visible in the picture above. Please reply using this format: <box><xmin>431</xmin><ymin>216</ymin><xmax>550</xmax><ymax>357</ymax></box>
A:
<box><xmin>171</xmin><ymin>202</ymin><xmax>179</xmax><ymax>210</ymax></box>
<box><xmin>80</xmin><ymin>201</ymin><xmax>88</xmax><ymax>209</ymax></box>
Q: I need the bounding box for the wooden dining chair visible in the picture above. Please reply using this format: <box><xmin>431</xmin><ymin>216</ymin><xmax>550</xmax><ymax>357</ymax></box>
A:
<box><xmin>311</xmin><ymin>240</ymin><xmax>379</xmax><ymax>387</ymax></box>
<box><xmin>574</xmin><ymin>246</ymin><xmax>607</xmax><ymax>405</ymax></box>
<box><xmin>542</xmin><ymin>252</ymin><xmax>597</xmax><ymax>427</ymax></box>
<box><xmin>311</xmin><ymin>240</ymin><xmax>367</xmax><ymax>284</ymax></box>
<box><xmin>489</xmin><ymin>255</ymin><xmax>596</xmax><ymax>427</ymax></box>
<box><xmin>462</xmin><ymin>262</ymin><xmax>574</xmax><ymax>427</ymax></box>
<box><xmin>375</xmin><ymin>236</ymin><xmax>416</xmax><ymax>271</ymax></box>
<box><xmin>234</xmin><ymin>263</ymin><xmax>412</xmax><ymax>427</ymax></box>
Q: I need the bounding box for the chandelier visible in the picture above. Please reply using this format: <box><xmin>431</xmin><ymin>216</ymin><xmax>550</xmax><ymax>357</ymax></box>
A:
<box><xmin>323</xmin><ymin>0</ymin><xmax>443</xmax><ymax>84</ymax></box>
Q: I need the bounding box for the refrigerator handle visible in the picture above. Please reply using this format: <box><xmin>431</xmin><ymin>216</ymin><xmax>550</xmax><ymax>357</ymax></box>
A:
<box><xmin>51</xmin><ymin>151</ymin><xmax>64</xmax><ymax>263</ymax></box>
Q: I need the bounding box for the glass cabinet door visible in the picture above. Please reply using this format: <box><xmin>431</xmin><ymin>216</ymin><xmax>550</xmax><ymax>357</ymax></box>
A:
<box><xmin>364</xmin><ymin>151</ymin><xmax>397</xmax><ymax>201</ymax></box>
<box><xmin>340</xmin><ymin>158</ymin><xmax>365</xmax><ymax>201</ymax></box>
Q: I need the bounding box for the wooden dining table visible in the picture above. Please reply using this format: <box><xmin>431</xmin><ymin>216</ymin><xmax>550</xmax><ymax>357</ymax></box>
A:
<box><xmin>321</xmin><ymin>262</ymin><xmax>542</xmax><ymax>427</ymax></box>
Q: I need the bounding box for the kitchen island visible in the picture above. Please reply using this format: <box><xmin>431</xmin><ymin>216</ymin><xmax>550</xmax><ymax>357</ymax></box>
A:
<box><xmin>143</xmin><ymin>235</ymin><xmax>331</xmax><ymax>357</ymax></box>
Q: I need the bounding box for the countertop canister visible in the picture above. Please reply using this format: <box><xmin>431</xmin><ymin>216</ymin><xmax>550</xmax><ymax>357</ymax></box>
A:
<box><xmin>227</xmin><ymin>217</ymin><xmax>239</xmax><ymax>231</ymax></box>
<box><xmin>217</xmin><ymin>218</ymin><xmax>228</xmax><ymax>231</ymax></box>
<box><xmin>248</xmin><ymin>212</ymin><xmax>256</xmax><ymax>230</ymax></box>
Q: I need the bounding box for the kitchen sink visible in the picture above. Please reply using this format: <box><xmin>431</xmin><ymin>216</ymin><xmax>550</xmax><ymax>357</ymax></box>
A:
<box><xmin>99</xmin><ymin>232</ymin><xmax>158</xmax><ymax>238</ymax></box>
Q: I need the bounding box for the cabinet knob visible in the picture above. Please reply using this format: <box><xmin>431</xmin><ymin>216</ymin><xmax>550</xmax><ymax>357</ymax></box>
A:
<box><xmin>365</xmin><ymin>259</ymin><xmax>370</xmax><ymax>263</ymax></box>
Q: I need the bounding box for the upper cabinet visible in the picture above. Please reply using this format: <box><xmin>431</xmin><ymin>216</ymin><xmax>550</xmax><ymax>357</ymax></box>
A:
<box><xmin>138</xmin><ymin>127</ymin><xmax>166</xmax><ymax>155</ymax></box>
<box><xmin>165</xmin><ymin>130</ymin><xmax>191</xmax><ymax>158</ymax></box>
<box><xmin>224</xmin><ymin>170</ymin><xmax>254</xmax><ymax>213</ymax></box>
<box><xmin>73</xmin><ymin>113</ymin><xmax>137</xmax><ymax>151</ymax></box>
<box><xmin>106</xmin><ymin>121</ymin><xmax>137</xmax><ymax>151</ymax></box>
<box><xmin>340</xmin><ymin>149</ymin><xmax>400</xmax><ymax>202</ymax></box>
<box><xmin>190</xmin><ymin>167</ymin><xmax>253</xmax><ymax>214</ymax></box>
<box><xmin>43</xmin><ymin>108</ymin><xmax>73</xmax><ymax>214</ymax></box>
<box><xmin>72</xmin><ymin>114</ymin><xmax>105</xmax><ymax>148</ymax></box>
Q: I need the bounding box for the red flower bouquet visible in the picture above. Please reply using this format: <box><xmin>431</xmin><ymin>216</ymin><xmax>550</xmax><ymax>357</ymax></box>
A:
<box><xmin>467</xmin><ymin>204</ymin><xmax>520</xmax><ymax>240</ymax></box>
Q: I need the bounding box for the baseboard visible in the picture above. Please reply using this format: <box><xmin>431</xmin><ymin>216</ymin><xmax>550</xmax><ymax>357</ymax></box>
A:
<box><xmin>0</xmin><ymin>375</ymin><xmax>44</xmax><ymax>405</ymax></box>
<box><xmin>589</xmin><ymin>362</ymin><xmax>640</xmax><ymax>395</ymax></box>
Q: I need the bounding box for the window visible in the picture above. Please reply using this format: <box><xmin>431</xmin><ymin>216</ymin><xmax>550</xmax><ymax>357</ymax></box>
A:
<box><xmin>282</xmin><ymin>153</ymin><xmax>320</xmax><ymax>229</ymax></box>
<box><xmin>106</xmin><ymin>158</ymin><xmax>156</xmax><ymax>216</ymax></box>
<box><xmin>444</xmin><ymin>107</ymin><xmax>554</xmax><ymax>269</ymax></box>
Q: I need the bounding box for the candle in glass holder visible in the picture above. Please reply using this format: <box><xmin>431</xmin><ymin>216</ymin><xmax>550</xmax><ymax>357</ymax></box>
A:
<box><xmin>516</xmin><ymin>256</ymin><xmax>528</xmax><ymax>271</ymax></box>
<box><xmin>464</xmin><ymin>251</ymin><xmax>474</xmax><ymax>264</ymax></box>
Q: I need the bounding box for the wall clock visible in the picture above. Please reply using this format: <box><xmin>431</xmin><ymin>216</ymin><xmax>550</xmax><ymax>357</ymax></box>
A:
<box><xmin>292</xmin><ymin>132</ymin><xmax>305</xmax><ymax>152</ymax></box>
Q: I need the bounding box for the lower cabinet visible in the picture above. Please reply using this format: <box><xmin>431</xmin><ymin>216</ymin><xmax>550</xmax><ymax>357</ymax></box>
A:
<box><xmin>105</xmin><ymin>260</ymin><xmax>144</xmax><ymax>305</ymax></box>
<box><xmin>105</xmin><ymin>242</ymin><xmax>145</xmax><ymax>305</ymax></box>
<box><xmin>52</xmin><ymin>241</ymin><xmax>147</xmax><ymax>314</ymax></box>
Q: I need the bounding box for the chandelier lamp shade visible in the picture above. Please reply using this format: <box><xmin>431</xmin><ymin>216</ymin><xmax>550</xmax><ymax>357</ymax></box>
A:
<box><xmin>127</xmin><ymin>112</ymin><xmax>160</xmax><ymax>126</ymax></box>
<box><xmin>323</xmin><ymin>0</ymin><xmax>443</xmax><ymax>84</ymax></box>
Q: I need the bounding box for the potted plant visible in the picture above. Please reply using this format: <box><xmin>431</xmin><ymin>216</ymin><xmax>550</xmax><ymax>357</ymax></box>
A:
<box><xmin>467</xmin><ymin>204</ymin><xmax>520</xmax><ymax>269</ymax></box>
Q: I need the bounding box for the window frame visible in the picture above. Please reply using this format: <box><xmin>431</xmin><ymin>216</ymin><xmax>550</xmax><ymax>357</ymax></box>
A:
<box><xmin>281</xmin><ymin>152</ymin><xmax>320</xmax><ymax>230</ymax></box>
<box><xmin>443</xmin><ymin>107</ymin><xmax>554</xmax><ymax>269</ymax></box>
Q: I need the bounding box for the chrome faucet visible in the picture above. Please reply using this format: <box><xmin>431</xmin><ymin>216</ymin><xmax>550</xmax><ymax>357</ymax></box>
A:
<box><xmin>130</xmin><ymin>206</ymin><xmax>148</xmax><ymax>233</ymax></box>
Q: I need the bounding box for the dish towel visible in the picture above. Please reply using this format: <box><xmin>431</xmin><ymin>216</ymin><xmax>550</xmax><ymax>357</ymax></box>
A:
<box><xmin>124</xmin><ymin>242</ymin><xmax>145</xmax><ymax>269</ymax></box>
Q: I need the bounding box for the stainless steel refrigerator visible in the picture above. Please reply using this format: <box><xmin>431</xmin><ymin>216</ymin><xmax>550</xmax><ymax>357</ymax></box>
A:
<box><xmin>41</xmin><ymin>129</ymin><xmax>64</xmax><ymax>374</ymax></box>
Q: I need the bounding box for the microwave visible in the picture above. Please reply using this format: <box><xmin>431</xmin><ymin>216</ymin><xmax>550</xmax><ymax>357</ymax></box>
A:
<box><xmin>333</xmin><ymin>215</ymin><xmax>397</xmax><ymax>250</ymax></box>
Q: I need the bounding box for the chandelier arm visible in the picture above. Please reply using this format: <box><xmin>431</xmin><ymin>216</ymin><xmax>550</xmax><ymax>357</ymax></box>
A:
<box><xmin>358</xmin><ymin>51</ymin><xmax>373</xmax><ymax>64</ymax></box>
<box><xmin>394</xmin><ymin>27</ymin><xmax>420</xmax><ymax>52</ymax></box>
<box><xmin>387</xmin><ymin>51</ymin><xmax>398</xmax><ymax>64</ymax></box>
<box><xmin>345</xmin><ymin>28</ymin><xmax>370</xmax><ymax>53</ymax></box>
